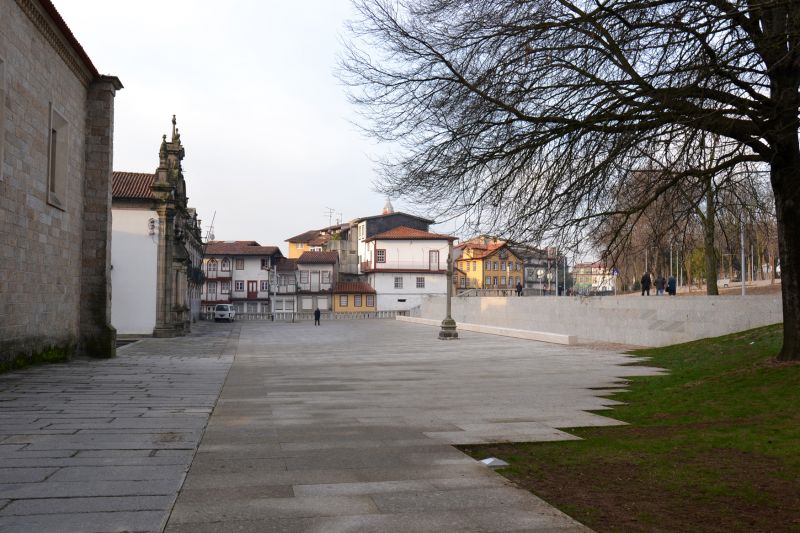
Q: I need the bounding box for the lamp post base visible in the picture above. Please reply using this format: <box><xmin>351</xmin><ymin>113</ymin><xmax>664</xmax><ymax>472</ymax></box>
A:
<box><xmin>438</xmin><ymin>318</ymin><xmax>459</xmax><ymax>340</ymax></box>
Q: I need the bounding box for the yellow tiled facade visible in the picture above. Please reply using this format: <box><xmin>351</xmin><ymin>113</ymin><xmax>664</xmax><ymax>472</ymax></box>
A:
<box><xmin>333</xmin><ymin>293</ymin><xmax>377</xmax><ymax>312</ymax></box>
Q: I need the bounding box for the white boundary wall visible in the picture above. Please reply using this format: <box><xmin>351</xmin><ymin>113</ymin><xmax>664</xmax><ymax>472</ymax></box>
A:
<box><xmin>414</xmin><ymin>295</ymin><xmax>782</xmax><ymax>347</ymax></box>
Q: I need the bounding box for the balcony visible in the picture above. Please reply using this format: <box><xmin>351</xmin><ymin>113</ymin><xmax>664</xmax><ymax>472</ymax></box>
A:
<box><xmin>205</xmin><ymin>270</ymin><xmax>232</xmax><ymax>280</ymax></box>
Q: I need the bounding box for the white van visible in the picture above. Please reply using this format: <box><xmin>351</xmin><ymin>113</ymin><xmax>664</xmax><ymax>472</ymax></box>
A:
<box><xmin>214</xmin><ymin>304</ymin><xmax>236</xmax><ymax>322</ymax></box>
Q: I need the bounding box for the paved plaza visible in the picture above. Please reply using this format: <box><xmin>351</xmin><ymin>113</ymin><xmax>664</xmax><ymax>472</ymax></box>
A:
<box><xmin>0</xmin><ymin>320</ymin><xmax>662</xmax><ymax>532</ymax></box>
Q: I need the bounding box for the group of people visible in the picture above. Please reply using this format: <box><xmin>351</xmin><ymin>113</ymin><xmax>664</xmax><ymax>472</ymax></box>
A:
<box><xmin>641</xmin><ymin>271</ymin><xmax>677</xmax><ymax>296</ymax></box>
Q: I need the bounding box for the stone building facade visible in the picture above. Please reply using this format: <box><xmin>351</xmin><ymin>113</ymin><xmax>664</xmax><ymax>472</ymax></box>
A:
<box><xmin>0</xmin><ymin>0</ymin><xmax>122</xmax><ymax>364</ymax></box>
<box><xmin>111</xmin><ymin>118</ymin><xmax>204</xmax><ymax>337</ymax></box>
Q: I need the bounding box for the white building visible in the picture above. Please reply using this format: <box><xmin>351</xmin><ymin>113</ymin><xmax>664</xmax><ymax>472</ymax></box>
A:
<box><xmin>111</xmin><ymin>119</ymin><xmax>204</xmax><ymax>337</ymax></box>
<box><xmin>362</xmin><ymin>226</ymin><xmax>456</xmax><ymax>311</ymax></box>
<box><xmin>202</xmin><ymin>241</ymin><xmax>283</xmax><ymax>316</ymax></box>
<box><xmin>296</xmin><ymin>251</ymin><xmax>338</xmax><ymax>312</ymax></box>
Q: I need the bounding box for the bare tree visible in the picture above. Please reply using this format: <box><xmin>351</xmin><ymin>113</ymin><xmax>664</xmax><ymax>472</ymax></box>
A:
<box><xmin>341</xmin><ymin>0</ymin><xmax>799</xmax><ymax>360</ymax></box>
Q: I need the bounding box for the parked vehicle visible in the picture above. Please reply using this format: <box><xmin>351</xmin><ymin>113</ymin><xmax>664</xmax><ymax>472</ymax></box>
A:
<box><xmin>214</xmin><ymin>304</ymin><xmax>236</xmax><ymax>322</ymax></box>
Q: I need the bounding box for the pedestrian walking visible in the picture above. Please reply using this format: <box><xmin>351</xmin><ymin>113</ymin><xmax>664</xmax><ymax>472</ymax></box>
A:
<box><xmin>668</xmin><ymin>275</ymin><xmax>677</xmax><ymax>296</ymax></box>
<box><xmin>515</xmin><ymin>281</ymin><xmax>523</xmax><ymax>296</ymax></box>
<box><xmin>313</xmin><ymin>307</ymin><xmax>321</xmax><ymax>326</ymax></box>
<box><xmin>641</xmin><ymin>271</ymin><xmax>652</xmax><ymax>296</ymax></box>
<box><xmin>655</xmin><ymin>274</ymin><xmax>666</xmax><ymax>295</ymax></box>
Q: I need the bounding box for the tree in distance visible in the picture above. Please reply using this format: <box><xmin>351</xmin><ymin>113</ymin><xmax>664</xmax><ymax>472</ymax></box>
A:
<box><xmin>341</xmin><ymin>0</ymin><xmax>800</xmax><ymax>360</ymax></box>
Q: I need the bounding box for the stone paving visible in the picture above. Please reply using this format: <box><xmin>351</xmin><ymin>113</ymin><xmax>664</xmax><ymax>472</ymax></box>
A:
<box><xmin>164</xmin><ymin>319</ymin><xmax>663</xmax><ymax>532</ymax></box>
<box><xmin>0</xmin><ymin>319</ymin><xmax>664</xmax><ymax>532</ymax></box>
<box><xmin>0</xmin><ymin>323</ymin><xmax>237</xmax><ymax>533</ymax></box>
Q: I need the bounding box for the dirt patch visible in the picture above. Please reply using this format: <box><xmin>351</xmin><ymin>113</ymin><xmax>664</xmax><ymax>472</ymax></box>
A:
<box><xmin>461</xmin><ymin>443</ymin><xmax>800</xmax><ymax>533</ymax></box>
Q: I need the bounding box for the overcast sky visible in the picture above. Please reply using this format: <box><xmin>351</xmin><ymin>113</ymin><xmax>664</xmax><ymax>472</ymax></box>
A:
<box><xmin>57</xmin><ymin>0</ymin><xmax>449</xmax><ymax>253</ymax></box>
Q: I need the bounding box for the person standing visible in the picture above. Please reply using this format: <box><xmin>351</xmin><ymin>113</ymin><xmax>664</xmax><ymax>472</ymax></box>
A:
<box><xmin>515</xmin><ymin>281</ymin><xmax>523</xmax><ymax>296</ymax></box>
<box><xmin>641</xmin><ymin>271</ymin><xmax>652</xmax><ymax>296</ymax></box>
<box><xmin>655</xmin><ymin>274</ymin><xmax>666</xmax><ymax>295</ymax></box>
<box><xmin>668</xmin><ymin>275</ymin><xmax>677</xmax><ymax>296</ymax></box>
<box><xmin>313</xmin><ymin>307</ymin><xmax>321</xmax><ymax>326</ymax></box>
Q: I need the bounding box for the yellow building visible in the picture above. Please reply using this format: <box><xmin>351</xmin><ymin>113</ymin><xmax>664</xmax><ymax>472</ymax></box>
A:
<box><xmin>285</xmin><ymin>229</ymin><xmax>330</xmax><ymax>259</ymax></box>
<box><xmin>333</xmin><ymin>282</ymin><xmax>377</xmax><ymax>313</ymax></box>
<box><xmin>455</xmin><ymin>238</ymin><xmax>524</xmax><ymax>290</ymax></box>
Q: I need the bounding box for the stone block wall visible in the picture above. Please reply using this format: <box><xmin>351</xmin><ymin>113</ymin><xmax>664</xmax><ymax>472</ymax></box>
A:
<box><xmin>0</xmin><ymin>0</ymin><xmax>118</xmax><ymax>364</ymax></box>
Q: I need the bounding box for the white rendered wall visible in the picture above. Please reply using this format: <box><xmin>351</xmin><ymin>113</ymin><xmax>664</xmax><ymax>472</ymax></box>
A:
<box><xmin>365</xmin><ymin>239</ymin><xmax>450</xmax><ymax>270</ymax></box>
<box><xmin>371</xmin><ymin>272</ymin><xmax>447</xmax><ymax>311</ymax></box>
<box><xmin>111</xmin><ymin>209</ymin><xmax>158</xmax><ymax>335</ymax></box>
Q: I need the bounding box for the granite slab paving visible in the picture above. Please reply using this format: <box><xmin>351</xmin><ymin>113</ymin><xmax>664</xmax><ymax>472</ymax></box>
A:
<box><xmin>0</xmin><ymin>322</ymin><xmax>237</xmax><ymax>533</ymax></box>
<box><xmin>166</xmin><ymin>319</ymin><xmax>663</xmax><ymax>532</ymax></box>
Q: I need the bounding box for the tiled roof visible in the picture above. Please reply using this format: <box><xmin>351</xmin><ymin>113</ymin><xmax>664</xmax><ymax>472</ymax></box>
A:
<box><xmin>286</xmin><ymin>229</ymin><xmax>322</xmax><ymax>243</ymax></box>
<box><xmin>40</xmin><ymin>0</ymin><xmax>100</xmax><ymax>78</ymax></box>
<box><xmin>297</xmin><ymin>251</ymin><xmax>339</xmax><ymax>264</ymax></box>
<box><xmin>355</xmin><ymin>211</ymin><xmax>434</xmax><ymax>224</ymax></box>
<box><xmin>276</xmin><ymin>258</ymin><xmax>298</xmax><ymax>271</ymax></box>
<box><xmin>365</xmin><ymin>226</ymin><xmax>456</xmax><ymax>242</ymax></box>
<box><xmin>458</xmin><ymin>241</ymin><xmax>509</xmax><ymax>259</ymax></box>
<box><xmin>112</xmin><ymin>172</ymin><xmax>156</xmax><ymax>200</ymax></box>
<box><xmin>333</xmin><ymin>282</ymin><xmax>376</xmax><ymax>294</ymax></box>
<box><xmin>205</xmin><ymin>241</ymin><xmax>281</xmax><ymax>256</ymax></box>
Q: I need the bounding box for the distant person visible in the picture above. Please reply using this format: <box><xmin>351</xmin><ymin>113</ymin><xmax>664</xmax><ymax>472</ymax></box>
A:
<box><xmin>668</xmin><ymin>275</ymin><xmax>677</xmax><ymax>296</ymax></box>
<box><xmin>313</xmin><ymin>307</ymin><xmax>321</xmax><ymax>326</ymax></box>
<box><xmin>655</xmin><ymin>274</ymin><xmax>666</xmax><ymax>295</ymax></box>
<box><xmin>641</xmin><ymin>271</ymin><xmax>652</xmax><ymax>296</ymax></box>
<box><xmin>515</xmin><ymin>281</ymin><xmax>523</xmax><ymax>296</ymax></box>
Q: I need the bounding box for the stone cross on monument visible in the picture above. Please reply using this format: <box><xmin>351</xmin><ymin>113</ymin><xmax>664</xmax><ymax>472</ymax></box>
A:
<box><xmin>438</xmin><ymin>244</ymin><xmax>459</xmax><ymax>340</ymax></box>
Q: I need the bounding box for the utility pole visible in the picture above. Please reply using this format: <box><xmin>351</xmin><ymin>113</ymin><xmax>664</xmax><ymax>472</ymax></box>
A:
<box><xmin>741</xmin><ymin>215</ymin><xmax>746</xmax><ymax>296</ymax></box>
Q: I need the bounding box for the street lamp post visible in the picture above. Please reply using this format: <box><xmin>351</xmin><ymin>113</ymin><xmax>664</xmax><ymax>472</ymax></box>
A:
<box><xmin>439</xmin><ymin>244</ymin><xmax>458</xmax><ymax>340</ymax></box>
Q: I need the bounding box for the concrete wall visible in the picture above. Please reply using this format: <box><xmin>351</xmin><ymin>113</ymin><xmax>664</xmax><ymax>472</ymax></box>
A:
<box><xmin>414</xmin><ymin>295</ymin><xmax>783</xmax><ymax>347</ymax></box>
<box><xmin>111</xmin><ymin>208</ymin><xmax>157</xmax><ymax>335</ymax></box>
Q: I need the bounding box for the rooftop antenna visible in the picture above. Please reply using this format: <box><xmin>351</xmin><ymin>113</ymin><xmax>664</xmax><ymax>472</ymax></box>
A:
<box><xmin>203</xmin><ymin>210</ymin><xmax>216</xmax><ymax>245</ymax></box>
<box><xmin>324</xmin><ymin>206</ymin><xmax>336</xmax><ymax>229</ymax></box>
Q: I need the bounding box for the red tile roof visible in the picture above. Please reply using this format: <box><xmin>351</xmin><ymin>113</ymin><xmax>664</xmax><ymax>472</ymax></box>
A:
<box><xmin>333</xmin><ymin>282</ymin><xmax>376</xmax><ymax>294</ymax></box>
<box><xmin>297</xmin><ymin>251</ymin><xmax>339</xmax><ymax>264</ymax></box>
<box><xmin>276</xmin><ymin>258</ymin><xmax>298</xmax><ymax>271</ymax></box>
<box><xmin>112</xmin><ymin>172</ymin><xmax>155</xmax><ymax>200</ymax></box>
<box><xmin>205</xmin><ymin>241</ymin><xmax>281</xmax><ymax>256</ymax></box>
<box><xmin>286</xmin><ymin>229</ymin><xmax>323</xmax><ymax>243</ymax></box>
<box><xmin>365</xmin><ymin>226</ymin><xmax>456</xmax><ymax>242</ymax></box>
<box><xmin>457</xmin><ymin>241</ymin><xmax>510</xmax><ymax>259</ymax></box>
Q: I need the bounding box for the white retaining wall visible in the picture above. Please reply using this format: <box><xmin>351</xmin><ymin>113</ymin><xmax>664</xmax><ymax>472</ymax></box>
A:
<box><xmin>414</xmin><ymin>295</ymin><xmax>783</xmax><ymax>347</ymax></box>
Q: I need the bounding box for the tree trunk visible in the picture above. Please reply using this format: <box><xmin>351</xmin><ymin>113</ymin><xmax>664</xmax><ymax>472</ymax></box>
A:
<box><xmin>704</xmin><ymin>181</ymin><xmax>719</xmax><ymax>295</ymax></box>
<box><xmin>772</xmin><ymin>149</ymin><xmax>800</xmax><ymax>361</ymax></box>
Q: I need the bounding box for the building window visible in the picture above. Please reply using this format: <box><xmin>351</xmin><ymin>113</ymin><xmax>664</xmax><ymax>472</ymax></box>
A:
<box><xmin>302</xmin><ymin>297</ymin><xmax>312</xmax><ymax>310</ymax></box>
<box><xmin>485</xmin><ymin>275</ymin><xmax>491</xmax><ymax>286</ymax></box>
<box><xmin>260</xmin><ymin>280</ymin><xmax>269</xmax><ymax>292</ymax></box>
<box><xmin>416</xmin><ymin>277</ymin><xmax>425</xmax><ymax>288</ymax></box>
<box><xmin>394</xmin><ymin>276</ymin><xmax>403</xmax><ymax>289</ymax></box>
<box><xmin>354</xmin><ymin>294</ymin><xmax>362</xmax><ymax>307</ymax></box>
<box><xmin>460</xmin><ymin>277</ymin><xmax>466</xmax><ymax>288</ymax></box>
<box><xmin>321</xmin><ymin>271</ymin><xmax>330</xmax><ymax>283</ymax></box>
<box><xmin>339</xmin><ymin>294</ymin><xmax>348</xmax><ymax>307</ymax></box>
<box><xmin>484</xmin><ymin>260</ymin><xmax>490</xmax><ymax>271</ymax></box>
<box><xmin>221</xmin><ymin>258</ymin><xmax>230</xmax><ymax>271</ymax></box>
<box><xmin>247</xmin><ymin>302</ymin><xmax>257</xmax><ymax>313</ymax></box>
<box><xmin>500</xmin><ymin>276</ymin><xmax>506</xmax><ymax>286</ymax></box>
<box><xmin>208</xmin><ymin>282</ymin><xmax>217</xmax><ymax>295</ymax></box>
<box><xmin>46</xmin><ymin>103</ymin><xmax>68</xmax><ymax>210</ymax></box>
<box><xmin>208</xmin><ymin>259</ymin><xmax>218</xmax><ymax>272</ymax></box>
<box><xmin>300</xmin><ymin>271</ymin><xmax>309</xmax><ymax>283</ymax></box>
<box><xmin>235</xmin><ymin>280</ymin><xmax>244</xmax><ymax>291</ymax></box>
<box><xmin>261</xmin><ymin>258</ymin><xmax>270</xmax><ymax>270</ymax></box>
<box><xmin>501</xmin><ymin>261</ymin><xmax>506</xmax><ymax>271</ymax></box>
<box><xmin>221</xmin><ymin>281</ymin><xmax>230</xmax><ymax>293</ymax></box>
<box><xmin>297</xmin><ymin>243</ymin><xmax>304</xmax><ymax>250</ymax></box>
<box><xmin>318</xmin><ymin>297</ymin><xmax>328</xmax><ymax>309</ymax></box>
<box><xmin>493</xmin><ymin>276</ymin><xmax>498</xmax><ymax>286</ymax></box>
<box><xmin>493</xmin><ymin>261</ymin><xmax>499</xmax><ymax>271</ymax></box>
<box><xmin>376</xmin><ymin>249</ymin><xmax>386</xmax><ymax>263</ymax></box>
<box><xmin>235</xmin><ymin>258</ymin><xmax>244</xmax><ymax>270</ymax></box>
<box><xmin>366</xmin><ymin>294</ymin><xmax>375</xmax><ymax>307</ymax></box>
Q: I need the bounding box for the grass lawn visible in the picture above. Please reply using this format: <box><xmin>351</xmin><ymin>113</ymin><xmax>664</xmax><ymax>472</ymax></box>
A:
<box><xmin>459</xmin><ymin>324</ymin><xmax>800</xmax><ymax>533</ymax></box>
